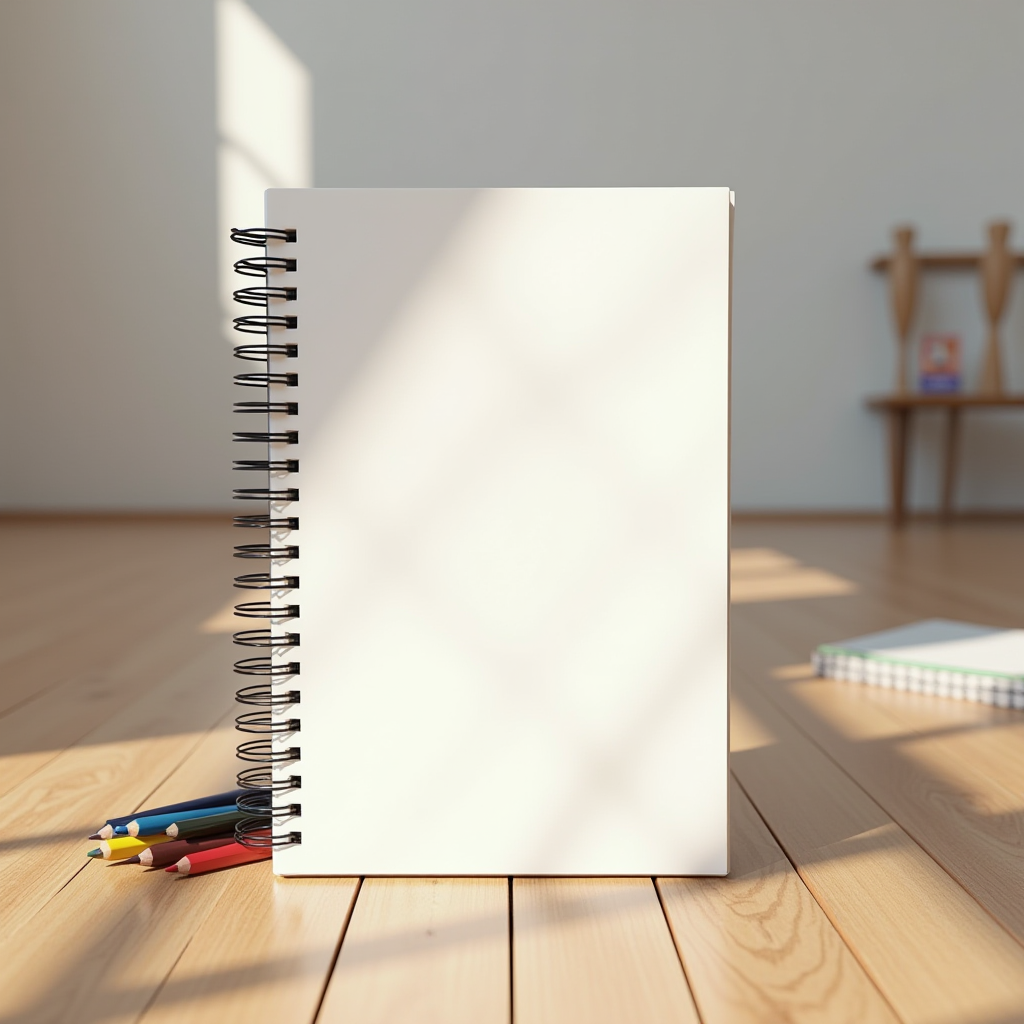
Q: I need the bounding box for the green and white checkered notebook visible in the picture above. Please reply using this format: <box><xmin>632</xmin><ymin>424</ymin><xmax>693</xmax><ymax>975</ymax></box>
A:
<box><xmin>813</xmin><ymin>619</ymin><xmax>1024</xmax><ymax>709</ymax></box>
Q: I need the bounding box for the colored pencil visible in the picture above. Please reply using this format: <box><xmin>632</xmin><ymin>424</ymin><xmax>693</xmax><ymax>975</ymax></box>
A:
<box><xmin>166</xmin><ymin>842</ymin><xmax>272</xmax><ymax>876</ymax></box>
<box><xmin>87</xmin><ymin>835</ymin><xmax>173</xmax><ymax>861</ymax></box>
<box><xmin>88</xmin><ymin>789</ymin><xmax>246</xmax><ymax>840</ymax></box>
<box><xmin>119</xmin><ymin>804</ymin><xmax>239</xmax><ymax>837</ymax></box>
<box><xmin>121</xmin><ymin>835</ymin><xmax>238</xmax><ymax>868</ymax></box>
<box><xmin>166</xmin><ymin>809</ymin><xmax>247</xmax><ymax>839</ymax></box>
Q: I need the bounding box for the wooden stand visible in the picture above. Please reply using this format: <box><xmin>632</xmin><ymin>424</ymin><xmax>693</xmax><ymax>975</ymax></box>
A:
<box><xmin>979</xmin><ymin>222</ymin><xmax>1014</xmax><ymax>395</ymax></box>
<box><xmin>867</xmin><ymin>394</ymin><xmax>1024</xmax><ymax>525</ymax></box>
<box><xmin>888</xmin><ymin>227</ymin><xmax>918</xmax><ymax>393</ymax></box>
<box><xmin>872</xmin><ymin>235</ymin><xmax>1022</xmax><ymax>394</ymax></box>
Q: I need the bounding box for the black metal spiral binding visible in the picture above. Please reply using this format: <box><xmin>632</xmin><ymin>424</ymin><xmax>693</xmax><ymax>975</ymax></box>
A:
<box><xmin>233</xmin><ymin>458</ymin><xmax>299</xmax><ymax>471</ymax></box>
<box><xmin>233</xmin><ymin>314</ymin><xmax>298</xmax><ymax>335</ymax></box>
<box><xmin>234</xmin><ymin>543</ymin><xmax>299</xmax><ymax>559</ymax></box>
<box><xmin>233</xmin><ymin>573</ymin><xmax>299</xmax><ymax>590</ymax></box>
<box><xmin>233</xmin><ymin>628</ymin><xmax>300</xmax><ymax>647</ymax></box>
<box><xmin>234</xmin><ymin>401</ymin><xmax>298</xmax><ymax>415</ymax></box>
<box><xmin>231</xmin><ymin>225</ymin><xmax>301</xmax><ymax>850</ymax></box>
<box><xmin>233</xmin><ymin>601</ymin><xmax>300</xmax><ymax>619</ymax></box>
<box><xmin>230</xmin><ymin>227</ymin><xmax>297</xmax><ymax>247</ymax></box>
<box><xmin>234</xmin><ymin>256</ymin><xmax>297</xmax><ymax>278</ymax></box>
<box><xmin>234</xmin><ymin>373</ymin><xmax>298</xmax><ymax>388</ymax></box>
<box><xmin>234</xmin><ymin>342</ymin><xmax>299</xmax><ymax>362</ymax></box>
<box><xmin>235</xmin><ymin>683</ymin><xmax>300</xmax><ymax>706</ymax></box>
<box><xmin>233</xmin><ymin>657</ymin><xmax>300</xmax><ymax>677</ymax></box>
<box><xmin>233</xmin><ymin>487</ymin><xmax>300</xmax><ymax>502</ymax></box>
<box><xmin>233</xmin><ymin>286</ymin><xmax>297</xmax><ymax>307</ymax></box>
<box><xmin>233</xmin><ymin>431</ymin><xmax>298</xmax><ymax>445</ymax></box>
<box><xmin>233</xmin><ymin>514</ymin><xmax>299</xmax><ymax>529</ymax></box>
<box><xmin>237</xmin><ymin>765</ymin><xmax>300</xmax><ymax>792</ymax></box>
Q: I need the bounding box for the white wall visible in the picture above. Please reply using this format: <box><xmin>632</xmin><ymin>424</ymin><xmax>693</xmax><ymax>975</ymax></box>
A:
<box><xmin>2</xmin><ymin>0</ymin><xmax>1024</xmax><ymax>512</ymax></box>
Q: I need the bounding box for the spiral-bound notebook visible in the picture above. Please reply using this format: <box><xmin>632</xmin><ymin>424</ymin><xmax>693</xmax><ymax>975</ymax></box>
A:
<box><xmin>814</xmin><ymin>618</ymin><xmax>1024</xmax><ymax>709</ymax></box>
<box><xmin>231</xmin><ymin>188</ymin><xmax>733</xmax><ymax>875</ymax></box>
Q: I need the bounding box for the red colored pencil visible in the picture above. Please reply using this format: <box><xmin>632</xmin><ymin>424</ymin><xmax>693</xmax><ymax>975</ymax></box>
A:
<box><xmin>165</xmin><ymin>842</ymin><xmax>272</xmax><ymax>876</ymax></box>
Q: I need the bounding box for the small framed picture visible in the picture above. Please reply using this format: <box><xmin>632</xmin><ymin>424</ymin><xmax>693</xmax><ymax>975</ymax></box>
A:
<box><xmin>919</xmin><ymin>334</ymin><xmax>962</xmax><ymax>393</ymax></box>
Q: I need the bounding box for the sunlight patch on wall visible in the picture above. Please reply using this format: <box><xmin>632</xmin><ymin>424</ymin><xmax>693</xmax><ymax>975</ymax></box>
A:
<box><xmin>217</xmin><ymin>0</ymin><xmax>311</xmax><ymax>335</ymax></box>
<box><xmin>731</xmin><ymin>547</ymin><xmax>857</xmax><ymax>604</ymax></box>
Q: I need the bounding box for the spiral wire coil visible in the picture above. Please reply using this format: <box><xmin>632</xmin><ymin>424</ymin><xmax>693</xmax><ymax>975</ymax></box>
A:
<box><xmin>230</xmin><ymin>225</ymin><xmax>301</xmax><ymax>850</ymax></box>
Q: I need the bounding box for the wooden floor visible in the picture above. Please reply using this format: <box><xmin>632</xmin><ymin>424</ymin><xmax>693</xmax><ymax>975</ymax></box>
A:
<box><xmin>2</xmin><ymin>517</ymin><xmax>1024</xmax><ymax>1024</ymax></box>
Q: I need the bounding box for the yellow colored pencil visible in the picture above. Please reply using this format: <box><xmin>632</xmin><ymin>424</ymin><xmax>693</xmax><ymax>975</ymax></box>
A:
<box><xmin>87</xmin><ymin>835</ymin><xmax>173</xmax><ymax>861</ymax></box>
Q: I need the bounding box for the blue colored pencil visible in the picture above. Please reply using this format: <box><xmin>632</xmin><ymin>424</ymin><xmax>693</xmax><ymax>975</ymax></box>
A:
<box><xmin>120</xmin><ymin>804</ymin><xmax>240</xmax><ymax>837</ymax></box>
<box><xmin>87</xmin><ymin>789</ymin><xmax>246</xmax><ymax>840</ymax></box>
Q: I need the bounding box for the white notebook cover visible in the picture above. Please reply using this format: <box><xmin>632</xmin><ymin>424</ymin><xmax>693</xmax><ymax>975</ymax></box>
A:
<box><xmin>262</xmin><ymin>188</ymin><xmax>731</xmax><ymax>875</ymax></box>
<box><xmin>815</xmin><ymin>618</ymin><xmax>1024</xmax><ymax>684</ymax></box>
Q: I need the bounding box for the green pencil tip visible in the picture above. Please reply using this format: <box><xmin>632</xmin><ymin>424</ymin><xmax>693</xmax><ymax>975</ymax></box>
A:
<box><xmin>87</xmin><ymin>848</ymin><xmax>102</xmax><ymax>858</ymax></box>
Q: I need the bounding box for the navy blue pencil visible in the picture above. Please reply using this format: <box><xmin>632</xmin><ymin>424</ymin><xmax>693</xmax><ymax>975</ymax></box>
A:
<box><xmin>87</xmin><ymin>789</ymin><xmax>246</xmax><ymax>840</ymax></box>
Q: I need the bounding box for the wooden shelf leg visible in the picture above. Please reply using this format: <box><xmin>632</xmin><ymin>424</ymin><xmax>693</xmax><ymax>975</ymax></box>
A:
<box><xmin>888</xmin><ymin>408</ymin><xmax>911</xmax><ymax>526</ymax></box>
<box><xmin>941</xmin><ymin>406</ymin><xmax>961</xmax><ymax>520</ymax></box>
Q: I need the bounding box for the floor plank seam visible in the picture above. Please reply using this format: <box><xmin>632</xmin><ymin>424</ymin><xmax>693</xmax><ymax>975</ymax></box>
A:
<box><xmin>8</xmin><ymin>704</ymin><xmax>238</xmax><ymax>939</ymax></box>
<box><xmin>744</xmin><ymin>671</ymin><xmax>1024</xmax><ymax>952</ymax></box>
<box><xmin>652</xmin><ymin>876</ymin><xmax>706</xmax><ymax>1023</ymax></box>
<box><xmin>134</xmin><ymin>930</ymin><xmax>196</xmax><ymax>1024</ymax></box>
<box><xmin>129</xmin><ymin>704</ymin><xmax>236</xmax><ymax>816</ymax></box>
<box><xmin>728</xmin><ymin>770</ymin><xmax>908</xmax><ymax>1023</ymax></box>
<box><xmin>311</xmin><ymin>876</ymin><xmax>363</xmax><ymax>1024</ymax></box>
<box><xmin>507</xmin><ymin>877</ymin><xmax>514</xmax><ymax>1024</ymax></box>
<box><xmin>45</xmin><ymin>860</ymin><xmax>90</xmax><ymax>907</ymax></box>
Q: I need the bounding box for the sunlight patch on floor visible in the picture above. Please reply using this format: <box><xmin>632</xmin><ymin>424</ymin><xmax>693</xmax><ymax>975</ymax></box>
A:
<box><xmin>731</xmin><ymin>548</ymin><xmax>857</xmax><ymax>604</ymax></box>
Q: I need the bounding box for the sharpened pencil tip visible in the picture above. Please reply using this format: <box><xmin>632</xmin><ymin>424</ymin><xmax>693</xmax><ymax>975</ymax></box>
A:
<box><xmin>165</xmin><ymin>864</ymin><xmax>179</xmax><ymax>873</ymax></box>
<box><xmin>87</xmin><ymin>832</ymin><xmax>102</xmax><ymax>841</ymax></box>
<box><xmin>87</xmin><ymin>848</ymin><xmax>102</xmax><ymax>858</ymax></box>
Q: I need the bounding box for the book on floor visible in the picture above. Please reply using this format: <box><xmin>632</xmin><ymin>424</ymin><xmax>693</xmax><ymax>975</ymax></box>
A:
<box><xmin>813</xmin><ymin>618</ymin><xmax>1024</xmax><ymax>709</ymax></box>
<box><xmin>230</xmin><ymin>187</ymin><xmax>733</xmax><ymax>875</ymax></box>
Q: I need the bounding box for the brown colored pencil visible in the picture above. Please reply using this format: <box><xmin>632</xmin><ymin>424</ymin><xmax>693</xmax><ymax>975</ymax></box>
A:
<box><xmin>137</xmin><ymin>835</ymin><xmax>238</xmax><ymax>868</ymax></box>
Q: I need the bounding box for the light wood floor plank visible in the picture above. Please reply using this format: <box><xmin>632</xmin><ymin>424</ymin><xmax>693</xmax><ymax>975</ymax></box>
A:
<box><xmin>139</xmin><ymin>876</ymin><xmax>359</xmax><ymax>1024</ymax></box>
<box><xmin>658</xmin><ymin>779</ymin><xmax>897</xmax><ymax>1024</ymax></box>
<box><xmin>731</xmin><ymin>674</ymin><xmax>1024</xmax><ymax>1024</ymax></box>
<box><xmin>0</xmin><ymin>589</ymin><xmax>232</xmax><ymax>799</ymax></box>
<box><xmin>732</xmin><ymin>589</ymin><xmax>1024</xmax><ymax>946</ymax></box>
<box><xmin>513</xmin><ymin>879</ymin><xmax>698</xmax><ymax>1024</ymax></box>
<box><xmin>0</xmin><ymin>642</ymin><xmax>233</xmax><ymax>941</ymax></box>
<box><xmin>0</xmin><ymin>523</ymin><xmax>232</xmax><ymax>714</ymax></box>
<box><xmin>0</xmin><ymin>718</ymin><xmax>239</xmax><ymax>1023</ymax></box>
<box><xmin>318</xmin><ymin>878</ymin><xmax>510</xmax><ymax>1024</ymax></box>
<box><xmin>5</xmin><ymin>517</ymin><xmax>1024</xmax><ymax>1022</ymax></box>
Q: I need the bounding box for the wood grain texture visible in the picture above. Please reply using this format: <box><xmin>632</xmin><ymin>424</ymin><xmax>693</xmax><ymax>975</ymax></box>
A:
<box><xmin>8</xmin><ymin>517</ymin><xmax>1024</xmax><ymax>1022</ymax></box>
<box><xmin>140</xmin><ymin>876</ymin><xmax>359</xmax><ymax>1024</ymax></box>
<box><xmin>0</xmin><ymin>641</ymin><xmax>232</xmax><ymax>940</ymax></box>
<box><xmin>658</xmin><ymin>779</ymin><xmax>898</xmax><ymax>1024</ymax></box>
<box><xmin>730</xmin><ymin>674</ymin><xmax>1024</xmax><ymax>1024</ymax></box>
<box><xmin>513</xmin><ymin>879</ymin><xmax>698</xmax><ymax>1024</ymax></box>
<box><xmin>318</xmin><ymin>878</ymin><xmax>510</xmax><ymax>1024</ymax></box>
<box><xmin>0</xmin><ymin>594</ymin><xmax>233</xmax><ymax>800</ymax></box>
<box><xmin>728</xmin><ymin>527</ymin><xmax>1024</xmax><ymax>945</ymax></box>
<box><xmin>0</xmin><ymin>706</ymin><xmax>239</xmax><ymax>1023</ymax></box>
<box><xmin>0</xmin><ymin>521</ymin><xmax>232</xmax><ymax>713</ymax></box>
<box><xmin>0</xmin><ymin>841</ymin><xmax>238</xmax><ymax>1024</ymax></box>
